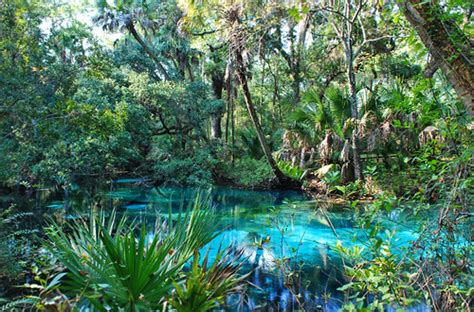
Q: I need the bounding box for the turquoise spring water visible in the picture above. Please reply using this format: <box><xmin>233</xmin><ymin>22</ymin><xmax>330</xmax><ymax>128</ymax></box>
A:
<box><xmin>2</xmin><ymin>181</ymin><xmax>426</xmax><ymax>311</ymax></box>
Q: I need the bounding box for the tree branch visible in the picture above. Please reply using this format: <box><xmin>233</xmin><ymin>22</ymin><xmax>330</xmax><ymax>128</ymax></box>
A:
<box><xmin>127</xmin><ymin>21</ymin><xmax>171</xmax><ymax>80</ymax></box>
<box><xmin>351</xmin><ymin>0</ymin><xmax>364</xmax><ymax>23</ymax></box>
<box><xmin>354</xmin><ymin>35</ymin><xmax>393</xmax><ymax>58</ymax></box>
<box><xmin>192</xmin><ymin>28</ymin><xmax>220</xmax><ymax>36</ymax></box>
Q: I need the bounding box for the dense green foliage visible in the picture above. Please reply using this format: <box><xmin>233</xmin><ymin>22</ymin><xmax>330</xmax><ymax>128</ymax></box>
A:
<box><xmin>337</xmin><ymin>129</ymin><xmax>473</xmax><ymax>310</ymax></box>
<box><xmin>0</xmin><ymin>0</ymin><xmax>472</xmax><ymax>310</ymax></box>
<box><xmin>2</xmin><ymin>0</ymin><xmax>471</xmax><ymax>189</ymax></box>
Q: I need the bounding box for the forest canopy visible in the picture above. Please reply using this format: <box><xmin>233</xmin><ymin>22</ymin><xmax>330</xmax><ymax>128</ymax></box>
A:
<box><xmin>0</xmin><ymin>0</ymin><xmax>472</xmax><ymax>188</ymax></box>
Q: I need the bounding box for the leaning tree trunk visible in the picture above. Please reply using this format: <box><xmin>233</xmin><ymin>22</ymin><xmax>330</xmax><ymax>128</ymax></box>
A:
<box><xmin>234</xmin><ymin>49</ymin><xmax>288</xmax><ymax>184</ymax></box>
<box><xmin>127</xmin><ymin>21</ymin><xmax>171</xmax><ymax>81</ymax></box>
<box><xmin>225</xmin><ymin>6</ymin><xmax>297</xmax><ymax>186</ymax></box>
<box><xmin>401</xmin><ymin>0</ymin><xmax>474</xmax><ymax>116</ymax></box>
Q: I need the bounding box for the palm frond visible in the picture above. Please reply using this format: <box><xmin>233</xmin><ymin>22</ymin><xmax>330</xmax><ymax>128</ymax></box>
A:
<box><xmin>44</xmin><ymin>198</ymin><xmax>219</xmax><ymax>311</ymax></box>
<box><xmin>170</xmin><ymin>246</ymin><xmax>248</xmax><ymax>312</ymax></box>
<box><xmin>324</xmin><ymin>87</ymin><xmax>351</xmax><ymax>134</ymax></box>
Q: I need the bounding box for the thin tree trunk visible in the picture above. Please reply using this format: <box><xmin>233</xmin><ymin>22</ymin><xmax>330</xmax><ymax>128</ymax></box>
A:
<box><xmin>268</xmin><ymin>61</ymin><xmax>282</xmax><ymax>123</ymax></box>
<box><xmin>299</xmin><ymin>147</ymin><xmax>307</xmax><ymax>169</ymax></box>
<box><xmin>187</xmin><ymin>61</ymin><xmax>195</xmax><ymax>82</ymax></box>
<box><xmin>292</xmin><ymin>71</ymin><xmax>301</xmax><ymax>105</ymax></box>
<box><xmin>272</xmin><ymin>72</ymin><xmax>278</xmax><ymax>126</ymax></box>
<box><xmin>401</xmin><ymin>0</ymin><xmax>474</xmax><ymax>115</ymax></box>
<box><xmin>225</xmin><ymin>89</ymin><xmax>231</xmax><ymax>144</ymax></box>
<box><xmin>210</xmin><ymin>114</ymin><xmax>222</xmax><ymax>139</ymax></box>
<box><xmin>346</xmin><ymin>48</ymin><xmax>363</xmax><ymax>181</ymax></box>
<box><xmin>346</xmin><ymin>53</ymin><xmax>358</xmax><ymax>119</ymax></box>
<box><xmin>291</xmin><ymin>13</ymin><xmax>311</xmax><ymax>105</ymax></box>
<box><xmin>351</xmin><ymin>129</ymin><xmax>362</xmax><ymax>180</ymax></box>
<box><xmin>225</xmin><ymin>64</ymin><xmax>232</xmax><ymax>144</ymax></box>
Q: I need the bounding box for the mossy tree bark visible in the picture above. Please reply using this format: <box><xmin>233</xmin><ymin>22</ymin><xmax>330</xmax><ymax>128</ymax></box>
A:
<box><xmin>401</xmin><ymin>0</ymin><xmax>474</xmax><ymax>116</ymax></box>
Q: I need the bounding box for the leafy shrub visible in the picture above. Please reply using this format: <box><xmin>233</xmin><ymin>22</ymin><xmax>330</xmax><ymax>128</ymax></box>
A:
<box><xmin>221</xmin><ymin>157</ymin><xmax>273</xmax><ymax>187</ymax></box>
<box><xmin>151</xmin><ymin>147</ymin><xmax>217</xmax><ymax>187</ymax></box>
<box><xmin>277</xmin><ymin>161</ymin><xmax>304</xmax><ymax>180</ymax></box>
<box><xmin>0</xmin><ymin>210</ymin><xmax>39</xmax><ymax>284</ymax></box>
<box><xmin>322</xmin><ymin>170</ymin><xmax>341</xmax><ymax>187</ymax></box>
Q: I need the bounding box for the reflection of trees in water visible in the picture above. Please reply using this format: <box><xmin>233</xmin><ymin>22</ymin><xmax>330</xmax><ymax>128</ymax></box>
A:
<box><xmin>223</xmin><ymin>223</ymin><xmax>346</xmax><ymax>311</ymax></box>
<box><xmin>10</xmin><ymin>184</ymin><xmax>346</xmax><ymax>310</ymax></box>
<box><xmin>236</xmin><ymin>261</ymin><xmax>344</xmax><ymax>311</ymax></box>
<box><xmin>245</xmin><ymin>202</ymin><xmax>348</xmax><ymax>311</ymax></box>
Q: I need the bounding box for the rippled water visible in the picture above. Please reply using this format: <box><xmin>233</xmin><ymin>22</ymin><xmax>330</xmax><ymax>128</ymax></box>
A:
<box><xmin>2</xmin><ymin>181</ymin><xmax>423</xmax><ymax>311</ymax></box>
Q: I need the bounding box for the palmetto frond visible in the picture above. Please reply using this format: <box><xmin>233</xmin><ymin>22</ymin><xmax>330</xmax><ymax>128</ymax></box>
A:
<box><xmin>292</xmin><ymin>89</ymin><xmax>332</xmax><ymax>134</ymax></box>
<box><xmin>324</xmin><ymin>86</ymin><xmax>351</xmax><ymax>134</ymax></box>
<box><xmin>378</xmin><ymin>78</ymin><xmax>411</xmax><ymax>112</ymax></box>
<box><xmin>170</xmin><ymin>246</ymin><xmax>248</xmax><ymax>311</ymax></box>
<box><xmin>44</xmin><ymin>198</ymin><xmax>219</xmax><ymax>311</ymax></box>
<box><xmin>360</xmin><ymin>87</ymin><xmax>381</xmax><ymax>118</ymax></box>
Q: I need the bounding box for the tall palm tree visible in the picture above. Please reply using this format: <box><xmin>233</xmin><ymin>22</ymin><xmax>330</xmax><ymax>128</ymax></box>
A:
<box><xmin>181</xmin><ymin>1</ymin><xmax>295</xmax><ymax>185</ymax></box>
<box><xmin>223</xmin><ymin>5</ymin><xmax>292</xmax><ymax>185</ymax></box>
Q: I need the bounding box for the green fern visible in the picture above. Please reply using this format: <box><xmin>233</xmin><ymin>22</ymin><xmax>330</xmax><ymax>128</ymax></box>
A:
<box><xmin>277</xmin><ymin>161</ymin><xmax>304</xmax><ymax>180</ymax></box>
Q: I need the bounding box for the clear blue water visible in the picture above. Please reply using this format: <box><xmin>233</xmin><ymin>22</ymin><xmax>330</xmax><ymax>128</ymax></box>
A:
<box><xmin>2</xmin><ymin>182</ymin><xmax>423</xmax><ymax>311</ymax></box>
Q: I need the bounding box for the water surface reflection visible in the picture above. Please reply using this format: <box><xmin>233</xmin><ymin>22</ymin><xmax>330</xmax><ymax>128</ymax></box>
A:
<box><xmin>1</xmin><ymin>182</ymin><xmax>421</xmax><ymax>311</ymax></box>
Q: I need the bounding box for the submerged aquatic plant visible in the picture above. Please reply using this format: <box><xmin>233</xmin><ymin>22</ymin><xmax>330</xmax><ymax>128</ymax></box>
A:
<box><xmin>43</xmin><ymin>197</ymin><xmax>246</xmax><ymax>311</ymax></box>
